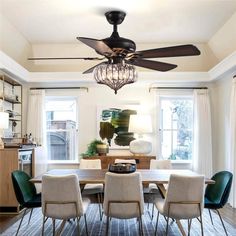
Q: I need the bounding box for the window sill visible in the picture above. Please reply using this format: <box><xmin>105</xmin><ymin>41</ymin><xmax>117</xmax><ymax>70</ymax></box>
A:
<box><xmin>47</xmin><ymin>160</ymin><xmax>79</xmax><ymax>165</ymax></box>
<box><xmin>170</xmin><ymin>160</ymin><xmax>192</xmax><ymax>164</ymax></box>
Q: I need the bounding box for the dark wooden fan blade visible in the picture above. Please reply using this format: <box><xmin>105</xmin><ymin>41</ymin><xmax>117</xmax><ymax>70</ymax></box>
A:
<box><xmin>127</xmin><ymin>59</ymin><xmax>177</xmax><ymax>72</ymax></box>
<box><xmin>28</xmin><ymin>57</ymin><xmax>104</xmax><ymax>60</ymax></box>
<box><xmin>136</xmin><ymin>44</ymin><xmax>200</xmax><ymax>58</ymax></box>
<box><xmin>77</xmin><ymin>37</ymin><xmax>113</xmax><ymax>56</ymax></box>
<box><xmin>83</xmin><ymin>62</ymin><xmax>106</xmax><ymax>74</ymax></box>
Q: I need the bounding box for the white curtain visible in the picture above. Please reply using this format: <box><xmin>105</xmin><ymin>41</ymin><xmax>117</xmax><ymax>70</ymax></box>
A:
<box><xmin>27</xmin><ymin>90</ymin><xmax>46</xmax><ymax>146</ymax></box>
<box><xmin>228</xmin><ymin>78</ymin><xmax>236</xmax><ymax>207</ymax></box>
<box><xmin>193</xmin><ymin>89</ymin><xmax>212</xmax><ymax>178</ymax></box>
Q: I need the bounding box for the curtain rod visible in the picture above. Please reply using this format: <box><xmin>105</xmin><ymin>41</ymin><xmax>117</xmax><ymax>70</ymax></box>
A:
<box><xmin>30</xmin><ymin>87</ymin><xmax>88</xmax><ymax>92</ymax></box>
<box><xmin>149</xmin><ymin>86</ymin><xmax>208</xmax><ymax>92</ymax></box>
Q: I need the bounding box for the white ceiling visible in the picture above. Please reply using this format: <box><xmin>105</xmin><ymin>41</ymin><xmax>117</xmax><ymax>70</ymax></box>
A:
<box><xmin>1</xmin><ymin>0</ymin><xmax>236</xmax><ymax>44</ymax></box>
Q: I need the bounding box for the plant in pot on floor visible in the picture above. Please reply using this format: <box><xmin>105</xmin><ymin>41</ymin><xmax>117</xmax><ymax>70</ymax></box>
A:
<box><xmin>81</xmin><ymin>139</ymin><xmax>109</xmax><ymax>157</ymax></box>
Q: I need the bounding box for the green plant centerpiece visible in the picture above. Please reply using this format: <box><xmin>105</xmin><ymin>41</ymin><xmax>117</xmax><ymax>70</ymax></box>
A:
<box><xmin>81</xmin><ymin>139</ymin><xmax>108</xmax><ymax>157</ymax></box>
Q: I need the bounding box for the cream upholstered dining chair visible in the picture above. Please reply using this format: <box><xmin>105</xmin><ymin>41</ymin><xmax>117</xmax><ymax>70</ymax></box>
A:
<box><xmin>42</xmin><ymin>174</ymin><xmax>90</xmax><ymax>236</ymax></box>
<box><xmin>154</xmin><ymin>174</ymin><xmax>205</xmax><ymax>236</ymax></box>
<box><xmin>114</xmin><ymin>159</ymin><xmax>136</xmax><ymax>164</ymax></box>
<box><xmin>79</xmin><ymin>159</ymin><xmax>103</xmax><ymax>220</ymax></box>
<box><xmin>103</xmin><ymin>172</ymin><xmax>145</xmax><ymax>236</ymax></box>
<box><xmin>147</xmin><ymin>159</ymin><xmax>172</xmax><ymax>218</ymax></box>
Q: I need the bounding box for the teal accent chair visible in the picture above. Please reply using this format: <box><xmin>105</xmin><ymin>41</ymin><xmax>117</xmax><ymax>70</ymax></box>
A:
<box><xmin>204</xmin><ymin>171</ymin><xmax>233</xmax><ymax>236</ymax></box>
<box><xmin>11</xmin><ymin>170</ymin><xmax>41</xmax><ymax>236</ymax></box>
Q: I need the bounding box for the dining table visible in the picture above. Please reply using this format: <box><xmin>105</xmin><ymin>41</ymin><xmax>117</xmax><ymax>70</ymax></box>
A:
<box><xmin>31</xmin><ymin>168</ymin><xmax>214</xmax><ymax>236</ymax></box>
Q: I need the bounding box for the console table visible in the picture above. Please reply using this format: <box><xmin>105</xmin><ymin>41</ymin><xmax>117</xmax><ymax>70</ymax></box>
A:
<box><xmin>83</xmin><ymin>155</ymin><xmax>156</xmax><ymax>169</ymax></box>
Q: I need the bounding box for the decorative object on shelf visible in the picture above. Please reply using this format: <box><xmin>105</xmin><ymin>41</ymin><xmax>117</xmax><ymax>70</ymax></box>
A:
<box><xmin>108</xmin><ymin>163</ymin><xmax>136</xmax><ymax>173</ymax></box>
<box><xmin>81</xmin><ymin>139</ymin><xmax>107</xmax><ymax>157</ymax></box>
<box><xmin>128</xmin><ymin>114</ymin><xmax>153</xmax><ymax>155</ymax></box>
<box><xmin>96</xmin><ymin>143</ymin><xmax>109</xmax><ymax>156</ymax></box>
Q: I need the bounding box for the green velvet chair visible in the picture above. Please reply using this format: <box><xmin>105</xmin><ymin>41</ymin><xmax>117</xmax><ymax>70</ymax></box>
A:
<box><xmin>11</xmin><ymin>170</ymin><xmax>41</xmax><ymax>236</ymax></box>
<box><xmin>204</xmin><ymin>171</ymin><xmax>233</xmax><ymax>236</ymax></box>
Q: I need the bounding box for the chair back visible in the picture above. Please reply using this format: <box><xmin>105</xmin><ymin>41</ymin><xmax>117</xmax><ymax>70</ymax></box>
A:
<box><xmin>12</xmin><ymin>170</ymin><xmax>37</xmax><ymax>206</ymax></box>
<box><xmin>163</xmin><ymin>174</ymin><xmax>205</xmax><ymax>219</ymax></box>
<box><xmin>205</xmin><ymin>171</ymin><xmax>233</xmax><ymax>207</ymax></box>
<box><xmin>42</xmin><ymin>174</ymin><xmax>84</xmax><ymax>219</ymax></box>
<box><xmin>80</xmin><ymin>159</ymin><xmax>101</xmax><ymax>169</ymax></box>
<box><xmin>103</xmin><ymin>172</ymin><xmax>144</xmax><ymax>219</ymax></box>
<box><xmin>150</xmin><ymin>159</ymin><xmax>172</xmax><ymax>169</ymax></box>
<box><xmin>114</xmin><ymin>159</ymin><xmax>136</xmax><ymax>164</ymax></box>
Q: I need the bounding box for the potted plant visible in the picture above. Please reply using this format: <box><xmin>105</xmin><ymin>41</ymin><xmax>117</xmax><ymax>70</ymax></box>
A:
<box><xmin>81</xmin><ymin>139</ymin><xmax>108</xmax><ymax>157</ymax></box>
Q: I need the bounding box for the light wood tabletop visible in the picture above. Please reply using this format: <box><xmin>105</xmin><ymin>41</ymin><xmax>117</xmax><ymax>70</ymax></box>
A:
<box><xmin>31</xmin><ymin>168</ymin><xmax>214</xmax><ymax>185</ymax></box>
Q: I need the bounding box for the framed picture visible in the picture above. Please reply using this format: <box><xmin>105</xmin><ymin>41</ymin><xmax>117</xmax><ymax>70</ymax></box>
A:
<box><xmin>97</xmin><ymin>104</ymin><xmax>139</xmax><ymax>149</ymax></box>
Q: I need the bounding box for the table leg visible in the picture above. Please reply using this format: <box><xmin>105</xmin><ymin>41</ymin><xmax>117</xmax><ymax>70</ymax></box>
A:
<box><xmin>56</xmin><ymin>220</ymin><xmax>66</xmax><ymax>236</ymax></box>
<box><xmin>176</xmin><ymin>220</ymin><xmax>186</xmax><ymax>236</ymax></box>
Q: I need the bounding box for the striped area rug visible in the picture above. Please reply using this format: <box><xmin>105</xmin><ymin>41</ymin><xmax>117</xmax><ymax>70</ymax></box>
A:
<box><xmin>2</xmin><ymin>204</ymin><xmax>236</xmax><ymax>236</ymax></box>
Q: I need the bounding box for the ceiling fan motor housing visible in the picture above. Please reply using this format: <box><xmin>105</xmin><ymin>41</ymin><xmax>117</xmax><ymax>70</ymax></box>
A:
<box><xmin>103</xmin><ymin>36</ymin><xmax>136</xmax><ymax>53</ymax></box>
<box><xmin>103</xmin><ymin>11</ymin><xmax>136</xmax><ymax>54</ymax></box>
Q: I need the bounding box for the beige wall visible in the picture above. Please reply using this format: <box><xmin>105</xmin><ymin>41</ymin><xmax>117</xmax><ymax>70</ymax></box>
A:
<box><xmin>0</xmin><ymin>13</ymin><xmax>32</xmax><ymax>70</ymax></box>
<box><xmin>208</xmin><ymin>12</ymin><xmax>236</xmax><ymax>61</ymax></box>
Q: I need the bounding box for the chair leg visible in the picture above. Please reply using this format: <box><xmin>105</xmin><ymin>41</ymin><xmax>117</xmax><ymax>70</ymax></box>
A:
<box><xmin>28</xmin><ymin>208</ymin><xmax>33</xmax><ymax>224</ymax></box>
<box><xmin>16</xmin><ymin>208</ymin><xmax>27</xmax><ymax>236</ymax></box>
<box><xmin>97</xmin><ymin>193</ymin><xmax>102</xmax><ymax>221</ymax></box>
<box><xmin>216</xmin><ymin>209</ymin><xmax>228</xmax><ymax>236</ymax></box>
<box><xmin>106</xmin><ymin>215</ymin><xmax>109</xmax><ymax>236</ymax></box>
<box><xmin>139</xmin><ymin>216</ymin><xmax>143</xmax><ymax>236</ymax></box>
<box><xmin>155</xmin><ymin>211</ymin><xmax>159</xmax><ymax>236</ymax></box>
<box><xmin>166</xmin><ymin>216</ymin><xmax>170</xmax><ymax>236</ymax></box>
<box><xmin>199</xmin><ymin>205</ymin><xmax>204</xmax><ymax>236</ymax></box>
<box><xmin>208</xmin><ymin>209</ymin><xmax>214</xmax><ymax>225</ymax></box>
<box><xmin>52</xmin><ymin>219</ymin><xmax>56</xmax><ymax>236</ymax></box>
<box><xmin>188</xmin><ymin>219</ymin><xmax>192</xmax><ymax>236</ymax></box>
<box><xmin>151</xmin><ymin>203</ymin><xmax>155</xmax><ymax>220</ymax></box>
<box><xmin>84</xmin><ymin>214</ymin><xmax>89</xmax><ymax>236</ymax></box>
<box><xmin>41</xmin><ymin>214</ymin><xmax>47</xmax><ymax>236</ymax></box>
<box><xmin>76</xmin><ymin>217</ymin><xmax>80</xmax><ymax>236</ymax></box>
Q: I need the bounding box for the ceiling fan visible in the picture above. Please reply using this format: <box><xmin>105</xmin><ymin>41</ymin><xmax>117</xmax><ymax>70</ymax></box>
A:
<box><xmin>28</xmin><ymin>10</ymin><xmax>201</xmax><ymax>74</ymax></box>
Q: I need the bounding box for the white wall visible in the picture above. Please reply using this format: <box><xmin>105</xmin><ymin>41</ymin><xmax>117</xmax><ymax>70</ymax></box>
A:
<box><xmin>210</xmin><ymin>73</ymin><xmax>235</xmax><ymax>172</ymax></box>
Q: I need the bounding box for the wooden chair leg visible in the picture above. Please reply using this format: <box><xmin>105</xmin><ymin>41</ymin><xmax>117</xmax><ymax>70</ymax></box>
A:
<box><xmin>216</xmin><ymin>209</ymin><xmax>228</xmax><ymax>236</ymax></box>
<box><xmin>28</xmin><ymin>208</ymin><xmax>33</xmax><ymax>224</ymax></box>
<box><xmin>16</xmin><ymin>208</ymin><xmax>27</xmax><ymax>236</ymax></box>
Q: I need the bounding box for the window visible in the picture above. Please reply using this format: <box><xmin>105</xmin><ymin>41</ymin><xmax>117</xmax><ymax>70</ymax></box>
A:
<box><xmin>45</xmin><ymin>97</ymin><xmax>78</xmax><ymax>162</ymax></box>
<box><xmin>159</xmin><ymin>96</ymin><xmax>193</xmax><ymax>161</ymax></box>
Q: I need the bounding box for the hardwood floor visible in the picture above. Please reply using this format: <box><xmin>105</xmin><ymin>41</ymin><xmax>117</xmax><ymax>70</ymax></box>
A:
<box><xmin>0</xmin><ymin>204</ymin><xmax>235</xmax><ymax>234</ymax></box>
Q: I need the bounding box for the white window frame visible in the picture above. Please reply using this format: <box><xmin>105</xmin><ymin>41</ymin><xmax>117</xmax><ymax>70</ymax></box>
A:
<box><xmin>45</xmin><ymin>96</ymin><xmax>79</xmax><ymax>164</ymax></box>
<box><xmin>157</xmin><ymin>91</ymin><xmax>193</xmax><ymax>164</ymax></box>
